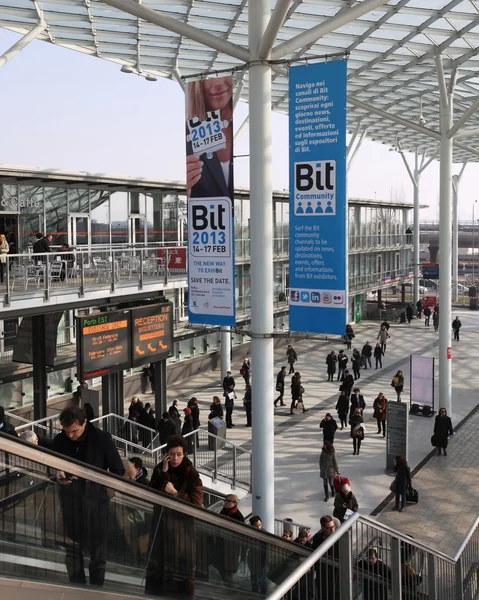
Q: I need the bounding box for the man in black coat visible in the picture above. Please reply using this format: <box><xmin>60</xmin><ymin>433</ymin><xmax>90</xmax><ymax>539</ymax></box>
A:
<box><xmin>223</xmin><ymin>371</ymin><xmax>236</xmax><ymax>428</ymax></box>
<box><xmin>361</xmin><ymin>342</ymin><xmax>372</xmax><ymax>369</ymax></box>
<box><xmin>157</xmin><ymin>412</ymin><xmax>176</xmax><ymax>447</ymax></box>
<box><xmin>337</xmin><ymin>350</ymin><xmax>348</xmax><ymax>381</ymax></box>
<box><xmin>274</xmin><ymin>366</ymin><xmax>287</xmax><ymax>407</ymax></box>
<box><xmin>452</xmin><ymin>316</ymin><xmax>462</xmax><ymax>341</ymax></box>
<box><xmin>187</xmin><ymin>397</ymin><xmax>201</xmax><ymax>447</ymax></box>
<box><xmin>53</xmin><ymin>406</ymin><xmax>124</xmax><ymax>587</ymax></box>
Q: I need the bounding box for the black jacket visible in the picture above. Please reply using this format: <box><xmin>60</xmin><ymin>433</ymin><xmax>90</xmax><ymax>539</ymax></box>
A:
<box><xmin>394</xmin><ymin>462</ymin><xmax>411</xmax><ymax>494</ymax></box>
<box><xmin>223</xmin><ymin>376</ymin><xmax>235</xmax><ymax>393</ymax></box>
<box><xmin>276</xmin><ymin>369</ymin><xmax>286</xmax><ymax>390</ymax></box>
<box><xmin>452</xmin><ymin>319</ymin><xmax>462</xmax><ymax>331</ymax></box>
<box><xmin>135</xmin><ymin>467</ymin><xmax>149</xmax><ymax>486</ymax></box>
<box><xmin>326</xmin><ymin>353</ymin><xmax>337</xmax><ymax>373</ymax></box>
<box><xmin>374</xmin><ymin>346</ymin><xmax>383</xmax><ymax>358</ymax></box>
<box><xmin>349</xmin><ymin>393</ymin><xmax>366</xmax><ymax>415</ymax></box>
<box><xmin>361</xmin><ymin>344</ymin><xmax>372</xmax><ymax>358</ymax></box>
<box><xmin>434</xmin><ymin>415</ymin><xmax>454</xmax><ymax>447</ymax></box>
<box><xmin>0</xmin><ymin>421</ymin><xmax>17</xmax><ymax>436</ymax></box>
<box><xmin>188</xmin><ymin>402</ymin><xmax>201</xmax><ymax>429</ymax></box>
<box><xmin>338</xmin><ymin>353</ymin><xmax>348</xmax><ymax>369</ymax></box>
<box><xmin>157</xmin><ymin>418</ymin><xmax>176</xmax><ymax>446</ymax></box>
<box><xmin>336</xmin><ymin>394</ymin><xmax>349</xmax><ymax>417</ymax></box>
<box><xmin>53</xmin><ymin>422</ymin><xmax>124</xmax><ymax>475</ymax></box>
<box><xmin>320</xmin><ymin>417</ymin><xmax>338</xmax><ymax>442</ymax></box>
<box><xmin>209</xmin><ymin>402</ymin><xmax>224</xmax><ymax>419</ymax></box>
<box><xmin>33</xmin><ymin>237</ymin><xmax>51</xmax><ymax>254</ymax></box>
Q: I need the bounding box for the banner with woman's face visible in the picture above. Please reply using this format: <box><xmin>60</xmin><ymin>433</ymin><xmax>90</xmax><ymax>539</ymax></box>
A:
<box><xmin>185</xmin><ymin>76</ymin><xmax>236</xmax><ymax>327</ymax></box>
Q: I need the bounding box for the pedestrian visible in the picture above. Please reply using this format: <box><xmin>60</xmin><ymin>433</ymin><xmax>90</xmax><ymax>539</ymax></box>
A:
<box><xmin>357</xmin><ymin>549</ymin><xmax>392</xmax><ymax>600</ymax></box>
<box><xmin>187</xmin><ymin>397</ymin><xmax>200</xmax><ymax>447</ymax></box>
<box><xmin>416</xmin><ymin>299</ymin><xmax>422</xmax><ymax>318</ymax></box>
<box><xmin>0</xmin><ymin>234</ymin><xmax>9</xmax><ymax>284</ymax></box>
<box><xmin>149</xmin><ymin>363</ymin><xmax>155</xmax><ymax>393</ymax></box>
<box><xmin>377</xmin><ymin>325</ymin><xmax>389</xmax><ymax>355</ymax></box>
<box><xmin>326</xmin><ymin>350</ymin><xmax>337</xmax><ymax>381</ymax></box>
<box><xmin>433</xmin><ymin>407</ymin><xmax>454</xmax><ymax>456</ymax></box>
<box><xmin>286</xmin><ymin>345</ymin><xmax>297</xmax><ymax>374</ymax></box>
<box><xmin>349</xmin><ymin>387</ymin><xmax>366</xmax><ymax>418</ymax></box>
<box><xmin>452</xmin><ymin>316</ymin><xmax>462</xmax><ymax>341</ymax></box>
<box><xmin>248</xmin><ymin>516</ymin><xmax>268</xmax><ymax>595</ymax></box>
<box><xmin>168</xmin><ymin>399</ymin><xmax>182</xmax><ymax>433</ymax></box>
<box><xmin>319</xmin><ymin>440</ymin><xmax>339</xmax><ymax>502</ymax></box>
<box><xmin>344</xmin><ymin>324</ymin><xmax>355</xmax><ymax>350</ymax></box>
<box><xmin>209</xmin><ymin>396</ymin><xmax>224</xmax><ymax>420</ymax></box>
<box><xmin>129</xmin><ymin>456</ymin><xmax>149</xmax><ymax>485</ymax></box>
<box><xmin>423</xmin><ymin>305</ymin><xmax>431</xmax><ymax>326</ymax></box>
<box><xmin>274</xmin><ymin>366</ymin><xmax>287</xmax><ymax>407</ymax></box>
<box><xmin>333</xmin><ymin>483</ymin><xmax>358</xmax><ymax>523</ymax></box>
<box><xmin>0</xmin><ymin>406</ymin><xmax>17</xmax><ymax>436</ymax></box>
<box><xmin>406</xmin><ymin>304</ymin><xmax>413</xmax><ymax>324</ymax></box>
<box><xmin>352</xmin><ymin>348</ymin><xmax>361</xmax><ymax>380</ymax></box>
<box><xmin>337</xmin><ymin>349</ymin><xmax>348</xmax><ymax>380</ymax></box>
<box><xmin>374</xmin><ymin>343</ymin><xmax>383</xmax><ymax>369</ymax></box>
<box><xmin>294</xmin><ymin>528</ymin><xmax>312</xmax><ymax>547</ymax></box>
<box><xmin>391</xmin><ymin>370</ymin><xmax>404</xmax><ymax>401</ymax></box>
<box><xmin>157</xmin><ymin>411</ymin><xmax>176</xmax><ymax>447</ymax></box>
<box><xmin>244</xmin><ymin>384</ymin><xmax>252</xmax><ymax>427</ymax></box>
<box><xmin>433</xmin><ymin>310</ymin><xmax>439</xmax><ymax>332</ymax></box>
<box><xmin>224</xmin><ymin>389</ymin><xmax>235</xmax><ymax>429</ymax></box>
<box><xmin>53</xmin><ymin>406</ymin><xmax>125</xmax><ymax>587</ymax></box>
<box><xmin>320</xmin><ymin>412</ymin><xmax>338</xmax><ymax>444</ymax></box>
<box><xmin>215</xmin><ymin>494</ymin><xmax>245</xmax><ymax>584</ymax></box>
<box><xmin>290</xmin><ymin>371</ymin><xmax>306</xmax><ymax>414</ymax></box>
<box><xmin>240</xmin><ymin>357</ymin><xmax>251</xmax><ymax>386</ymax></box>
<box><xmin>311</xmin><ymin>515</ymin><xmax>336</xmax><ymax>549</ymax></box>
<box><xmin>373</xmin><ymin>392</ymin><xmax>388</xmax><ymax>437</ymax></box>
<box><xmin>140</xmin><ymin>365</ymin><xmax>151</xmax><ymax>394</ymax></box>
<box><xmin>361</xmin><ymin>341</ymin><xmax>372</xmax><ymax>369</ymax></box>
<box><xmin>335</xmin><ymin>392</ymin><xmax>349</xmax><ymax>430</ymax></box>
<box><xmin>181</xmin><ymin>407</ymin><xmax>195</xmax><ymax>453</ymax></box>
<box><xmin>381</xmin><ymin>320</ymin><xmax>390</xmax><ymax>332</ymax></box>
<box><xmin>128</xmin><ymin>396</ymin><xmax>143</xmax><ymax>419</ymax></box>
<box><xmin>340</xmin><ymin>369</ymin><xmax>354</xmax><ymax>397</ymax></box>
<box><xmin>146</xmin><ymin>435</ymin><xmax>203</xmax><ymax>597</ymax></box>
<box><xmin>392</xmin><ymin>455</ymin><xmax>411</xmax><ymax>513</ymax></box>
<box><xmin>350</xmin><ymin>407</ymin><xmax>365</xmax><ymax>455</ymax></box>
<box><xmin>20</xmin><ymin>430</ymin><xmax>38</xmax><ymax>444</ymax></box>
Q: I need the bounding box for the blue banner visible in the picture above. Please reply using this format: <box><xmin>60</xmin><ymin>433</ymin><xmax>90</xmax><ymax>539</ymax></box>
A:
<box><xmin>288</xmin><ymin>60</ymin><xmax>347</xmax><ymax>335</ymax></box>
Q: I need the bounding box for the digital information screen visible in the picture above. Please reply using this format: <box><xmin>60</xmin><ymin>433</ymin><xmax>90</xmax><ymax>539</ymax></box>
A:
<box><xmin>77</xmin><ymin>310</ymin><xmax>131</xmax><ymax>380</ymax></box>
<box><xmin>131</xmin><ymin>303</ymin><xmax>174</xmax><ymax>367</ymax></box>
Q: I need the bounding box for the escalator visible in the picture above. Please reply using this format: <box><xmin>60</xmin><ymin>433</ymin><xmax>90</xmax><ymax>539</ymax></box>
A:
<box><xmin>0</xmin><ymin>433</ymin><xmax>310</xmax><ymax>599</ymax></box>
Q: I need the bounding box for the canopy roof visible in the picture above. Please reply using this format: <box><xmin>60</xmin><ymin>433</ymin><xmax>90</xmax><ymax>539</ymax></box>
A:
<box><xmin>2</xmin><ymin>0</ymin><xmax>479</xmax><ymax>161</ymax></box>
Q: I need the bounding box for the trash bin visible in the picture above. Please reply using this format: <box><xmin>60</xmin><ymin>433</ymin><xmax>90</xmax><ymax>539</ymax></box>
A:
<box><xmin>208</xmin><ymin>416</ymin><xmax>226</xmax><ymax>450</ymax></box>
<box><xmin>470</xmin><ymin>297</ymin><xmax>478</xmax><ymax>310</ymax></box>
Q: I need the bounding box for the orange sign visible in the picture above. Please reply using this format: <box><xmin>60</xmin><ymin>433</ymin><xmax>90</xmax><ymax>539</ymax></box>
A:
<box><xmin>131</xmin><ymin>303</ymin><xmax>174</xmax><ymax>366</ymax></box>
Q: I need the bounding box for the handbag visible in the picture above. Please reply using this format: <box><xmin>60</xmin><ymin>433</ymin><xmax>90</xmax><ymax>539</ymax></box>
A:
<box><xmin>430</xmin><ymin>434</ymin><xmax>438</xmax><ymax>447</ymax></box>
<box><xmin>296</xmin><ymin>401</ymin><xmax>304</xmax><ymax>410</ymax></box>
<box><xmin>275</xmin><ymin>383</ymin><xmax>282</xmax><ymax>392</ymax></box>
<box><xmin>406</xmin><ymin>487</ymin><xmax>419</xmax><ymax>504</ymax></box>
<box><xmin>389</xmin><ymin>480</ymin><xmax>397</xmax><ymax>493</ymax></box>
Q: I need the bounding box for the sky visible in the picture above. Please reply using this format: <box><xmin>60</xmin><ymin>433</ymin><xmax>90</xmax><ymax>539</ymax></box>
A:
<box><xmin>2</xmin><ymin>28</ymin><xmax>479</xmax><ymax>221</ymax></box>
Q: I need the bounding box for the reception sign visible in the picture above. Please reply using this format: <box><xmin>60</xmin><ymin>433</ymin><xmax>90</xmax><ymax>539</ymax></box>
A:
<box><xmin>288</xmin><ymin>59</ymin><xmax>347</xmax><ymax>334</ymax></box>
<box><xmin>185</xmin><ymin>76</ymin><xmax>235</xmax><ymax>326</ymax></box>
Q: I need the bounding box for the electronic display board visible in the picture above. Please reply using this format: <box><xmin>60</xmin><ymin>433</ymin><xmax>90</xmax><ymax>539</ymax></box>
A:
<box><xmin>131</xmin><ymin>303</ymin><xmax>174</xmax><ymax>367</ymax></box>
<box><xmin>77</xmin><ymin>310</ymin><xmax>131</xmax><ymax>380</ymax></box>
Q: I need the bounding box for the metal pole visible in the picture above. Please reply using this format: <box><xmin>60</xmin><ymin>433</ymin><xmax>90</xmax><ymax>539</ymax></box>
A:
<box><xmin>437</xmin><ymin>56</ymin><xmax>453</xmax><ymax>416</ymax></box>
<box><xmin>413</xmin><ymin>151</ymin><xmax>420</xmax><ymax>306</ymax></box>
<box><xmin>0</xmin><ymin>22</ymin><xmax>46</xmax><ymax>69</ymax></box>
<box><xmin>473</xmin><ymin>202</ymin><xmax>477</xmax><ymax>286</ymax></box>
<box><xmin>249</xmin><ymin>0</ymin><xmax>275</xmax><ymax>532</ymax></box>
<box><xmin>452</xmin><ymin>176</ymin><xmax>459</xmax><ymax>302</ymax></box>
<box><xmin>220</xmin><ymin>327</ymin><xmax>231</xmax><ymax>374</ymax></box>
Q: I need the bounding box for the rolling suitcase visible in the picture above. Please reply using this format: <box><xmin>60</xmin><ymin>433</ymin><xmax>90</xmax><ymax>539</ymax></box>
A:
<box><xmin>333</xmin><ymin>475</ymin><xmax>351</xmax><ymax>493</ymax></box>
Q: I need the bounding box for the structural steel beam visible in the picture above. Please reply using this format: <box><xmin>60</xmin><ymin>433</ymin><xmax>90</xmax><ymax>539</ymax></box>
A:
<box><xmin>270</xmin><ymin>0</ymin><xmax>388</xmax><ymax>60</ymax></box>
<box><xmin>0</xmin><ymin>21</ymin><xmax>46</xmax><ymax>69</ymax></box>
<box><xmin>448</xmin><ymin>97</ymin><xmax>479</xmax><ymax>139</ymax></box>
<box><xmin>257</xmin><ymin>0</ymin><xmax>292</xmax><ymax>59</ymax></box>
<box><xmin>101</xmin><ymin>0</ymin><xmax>250</xmax><ymax>63</ymax></box>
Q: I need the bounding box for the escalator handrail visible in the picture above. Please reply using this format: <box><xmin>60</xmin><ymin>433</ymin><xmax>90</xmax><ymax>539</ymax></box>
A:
<box><xmin>0</xmin><ymin>433</ymin><xmax>307</xmax><ymax>555</ymax></box>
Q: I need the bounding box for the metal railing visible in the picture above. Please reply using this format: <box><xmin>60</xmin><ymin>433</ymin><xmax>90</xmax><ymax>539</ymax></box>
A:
<box><xmin>13</xmin><ymin>411</ymin><xmax>252</xmax><ymax>491</ymax></box>
<box><xmin>267</xmin><ymin>512</ymin><xmax>479</xmax><ymax>599</ymax></box>
<box><xmin>349</xmin><ymin>269</ymin><xmax>415</xmax><ymax>292</ymax></box>
<box><xmin>2</xmin><ymin>244</ymin><xmax>187</xmax><ymax>304</ymax></box>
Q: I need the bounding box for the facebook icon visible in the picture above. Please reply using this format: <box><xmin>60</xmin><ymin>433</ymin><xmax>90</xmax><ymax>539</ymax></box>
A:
<box><xmin>290</xmin><ymin>290</ymin><xmax>300</xmax><ymax>302</ymax></box>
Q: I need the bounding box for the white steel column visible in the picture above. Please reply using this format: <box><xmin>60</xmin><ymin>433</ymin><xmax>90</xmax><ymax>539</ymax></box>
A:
<box><xmin>452</xmin><ymin>163</ymin><xmax>467</xmax><ymax>301</ymax></box>
<box><xmin>436</xmin><ymin>56</ymin><xmax>453</xmax><ymax>416</ymax></box>
<box><xmin>220</xmin><ymin>327</ymin><xmax>231</xmax><ymax>375</ymax></box>
<box><xmin>0</xmin><ymin>22</ymin><xmax>45</xmax><ymax>69</ymax></box>
<box><xmin>413</xmin><ymin>152</ymin><xmax>420</xmax><ymax>305</ymax></box>
<box><xmin>249</xmin><ymin>0</ymin><xmax>274</xmax><ymax>532</ymax></box>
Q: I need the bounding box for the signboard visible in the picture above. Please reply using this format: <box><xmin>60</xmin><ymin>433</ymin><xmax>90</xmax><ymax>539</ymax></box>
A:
<box><xmin>422</xmin><ymin>263</ymin><xmax>439</xmax><ymax>279</ymax></box>
<box><xmin>158</xmin><ymin>247</ymin><xmax>187</xmax><ymax>271</ymax></box>
<box><xmin>288</xmin><ymin>59</ymin><xmax>347</xmax><ymax>334</ymax></box>
<box><xmin>77</xmin><ymin>310</ymin><xmax>130</xmax><ymax>380</ymax></box>
<box><xmin>12</xmin><ymin>312</ymin><xmax>63</xmax><ymax>366</ymax></box>
<box><xmin>131</xmin><ymin>303</ymin><xmax>174</xmax><ymax>367</ymax></box>
<box><xmin>386</xmin><ymin>401</ymin><xmax>409</xmax><ymax>473</ymax></box>
<box><xmin>410</xmin><ymin>354</ymin><xmax>435</xmax><ymax>411</ymax></box>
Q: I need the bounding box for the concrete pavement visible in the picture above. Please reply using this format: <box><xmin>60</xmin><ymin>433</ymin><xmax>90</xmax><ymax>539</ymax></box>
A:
<box><xmin>135</xmin><ymin>308</ymin><xmax>479</xmax><ymax>554</ymax></box>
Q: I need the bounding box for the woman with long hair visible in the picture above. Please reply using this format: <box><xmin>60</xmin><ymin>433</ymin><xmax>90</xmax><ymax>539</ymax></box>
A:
<box><xmin>0</xmin><ymin>234</ymin><xmax>9</xmax><ymax>283</ymax></box>
<box><xmin>433</xmin><ymin>407</ymin><xmax>454</xmax><ymax>456</ymax></box>
<box><xmin>392</xmin><ymin>455</ymin><xmax>411</xmax><ymax>512</ymax></box>
<box><xmin>319</xmin><ymin>441</ymin><xmax>339</xmax><ymax>502</ymax></box>
<box><xmin>350</xmin><ymin>407</ymin><xmax>365</xmax><ymax>455</ymax></box>
<box><xmin>186</xmin><ymin>78</ymin><xmax>233</xmax><ymax>199</ymax></box>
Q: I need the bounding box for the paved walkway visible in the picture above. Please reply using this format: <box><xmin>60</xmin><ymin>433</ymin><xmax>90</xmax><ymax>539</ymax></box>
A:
<box><xmin>133</xmin><ymin>309</ymin><xmax>479</xmax><ymax>556</ymax></box>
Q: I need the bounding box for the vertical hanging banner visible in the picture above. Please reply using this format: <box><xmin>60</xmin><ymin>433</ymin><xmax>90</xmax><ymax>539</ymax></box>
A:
<box><xmin>289</xmin><ymin>60</ymin><xmax>347</xmax><ymax>334</ymax></box>
<box><xmin>185</xmin><ymin>76</ymin><xmax>236</xmax><ymax>326</ymax></box>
